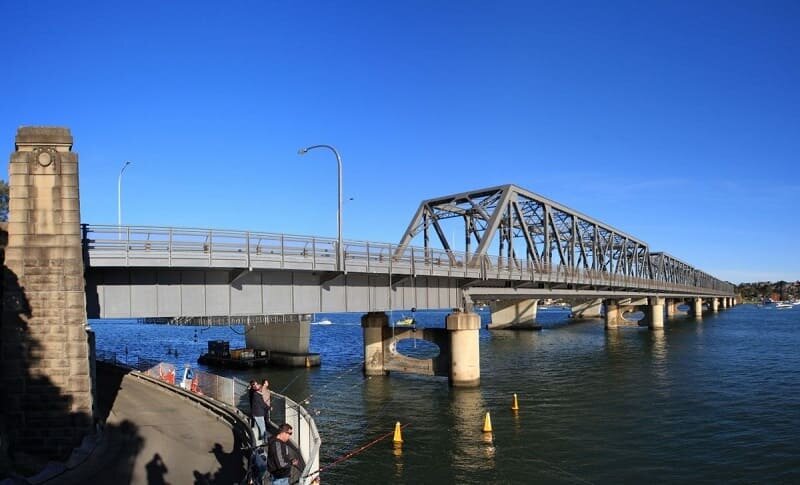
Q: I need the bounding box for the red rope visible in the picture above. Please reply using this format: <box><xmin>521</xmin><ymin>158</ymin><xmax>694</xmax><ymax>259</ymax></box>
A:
<box><xmin>306</xmin><ymin>423</ymin><xmax>411</xmax><ymax>479</ymax></box>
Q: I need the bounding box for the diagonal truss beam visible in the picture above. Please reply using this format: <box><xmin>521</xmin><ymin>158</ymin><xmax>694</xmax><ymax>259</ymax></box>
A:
<box><xmin>395</xmin><ymin>184</ymin><xmax>728</xmax><ymax>289</ymax></box>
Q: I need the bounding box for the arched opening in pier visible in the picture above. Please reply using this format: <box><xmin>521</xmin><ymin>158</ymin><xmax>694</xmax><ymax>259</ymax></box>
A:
<box><xmin>393</xmin><ymin>337</ymin><xmax>441</xmax><ymax>360</ymax></box>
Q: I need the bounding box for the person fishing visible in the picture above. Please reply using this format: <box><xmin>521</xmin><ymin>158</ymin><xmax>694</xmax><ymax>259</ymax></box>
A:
<box><xmin>267</xmin><ymin>423</ymin><xmax>298</xmax><ymax>485</ymax></box>
<box><xmin>250</xmin><ymin>380</ymin><xmax>269</xmax><ymax>444</ymax></box>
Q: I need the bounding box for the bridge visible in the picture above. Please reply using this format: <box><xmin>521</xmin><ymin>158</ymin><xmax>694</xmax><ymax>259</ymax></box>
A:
<box><xmin>81</xmin><ymin>184</ymin><xmax>735</xmax><ymax>386</ymax></box>
<box><xmin>3</xmin><ymin>124</ymin><xmax>737</xmax><ymax>456</ymax></box>
<box><xmin>83</xmin><ymin>183</ymin><xmax>733</xmax><ymax>318</ymax></box>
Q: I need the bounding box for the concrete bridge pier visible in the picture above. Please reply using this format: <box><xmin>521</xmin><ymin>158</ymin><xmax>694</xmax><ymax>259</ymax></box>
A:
<box><xmin>604</xmin><ymin>299</ymin><xmax>641</xmax><ymax>328</ymax></box>
<box><xmin>604</xmin><ymin>299</ymin><xmax>628</xmax><ymax>328</ymax></box>
<box><xmin>711</xmin><ymin>298</ymin><xmax>720</xmax><ymax>313</ymax></box>
<box><xmin>666</xmin><ymin>299</ymin><xmax>677</xmax><ymax>318</ymax></box>
<box><xmin>447</xmin><ymin>311</ymin><xmax>481</xmax><ymax>387</ymax></box>
<box><xmin>487</xmin><ymin>299</ymin><xmax>540</xmax><ymax>330</ymax></box>
<box><xmin>604</xmin><ymin>300</ymin><xmax>621</xmax><ymax>328</ymax></box>
<box><xmin>361</xmin><ymin>312</ymin><xmax>389</xmax><ymax>376</ymax></box>
<box><xmin>571</xmin><ymin>298</ymin><xmax>604</xmax><ymax>319</ymax></box>
<box><xmin>691</xmin><ymin>297</ymin><xmax>704</xmax><ymax>318</ymax></box>
<box><xmin>244</xmin><ymin>317</ymin><xmax>320</xmax><ymax>366</ymax></box>
<box><xmin>644</xmin><ymin>297</ymin><xmax>665</xmax><ymax>329</ymax></box>
<box><xmin>361</xmin><ymin>310</ymin><xmax>481</xmax><ymax>387</ymax></box>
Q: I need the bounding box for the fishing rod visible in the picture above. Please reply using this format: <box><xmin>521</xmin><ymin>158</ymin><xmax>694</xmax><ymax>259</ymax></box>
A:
<box><xmin>304</xmin><ymin>423</ymin><xmax>411</xmax><ymax>482</ymax></box>
<box><xmin>296</xmin><ymin>360</ymin><xmax>365</xmax><ymax>406</ymax></box>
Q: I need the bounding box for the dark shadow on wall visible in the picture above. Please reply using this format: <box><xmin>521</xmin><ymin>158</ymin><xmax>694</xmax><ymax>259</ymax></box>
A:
<box><xmin>82</xmin><ymin>224</ymin><xmax>101</xmax><ymax>319</ymax></box>
<box><xmin>192</xmin><ymin>432</ymin><xmax>247</xmax><ymax>484</ymax></box>
<box><xmin>0</xmin><ymin>226</ymin><xmax>146</xmax><ymax>482</ymax></box>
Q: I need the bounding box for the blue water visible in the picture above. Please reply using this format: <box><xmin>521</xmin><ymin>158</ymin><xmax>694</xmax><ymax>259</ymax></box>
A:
<box><xmin>92</xmin><ymin>305</ymin><xmax>800</xmax><ymax>484</ymax></box>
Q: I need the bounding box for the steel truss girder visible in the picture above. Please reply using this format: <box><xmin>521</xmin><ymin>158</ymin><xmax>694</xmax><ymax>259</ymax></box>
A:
<box><xmin>395</xmin><ymin>184</ymin><xmax>729</xmax><ymax>292</ymax></box>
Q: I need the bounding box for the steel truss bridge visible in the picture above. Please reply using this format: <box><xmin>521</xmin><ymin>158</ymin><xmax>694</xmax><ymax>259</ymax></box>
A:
<box><xmin>83</xmin><ymin>184</ymin><xmax>733</xmax><ymax>318</ymax></box>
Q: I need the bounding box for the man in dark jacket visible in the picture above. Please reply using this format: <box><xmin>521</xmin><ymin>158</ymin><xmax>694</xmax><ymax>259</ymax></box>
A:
<box><xmin>250</xmin><ymin>381</ymin><xmax>268</xmax><ymax>444</ymax></box>
<box><xmin>268</xmin><ymin>423</ymin><xmax>298</xmax><ymax>485</ymax></box>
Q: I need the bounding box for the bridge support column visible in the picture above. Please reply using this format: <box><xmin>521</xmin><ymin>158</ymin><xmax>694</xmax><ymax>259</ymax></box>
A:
<box><xmin>244</xmin><ymin>316</ymin><xmax>319</xmax><ymax>367</ymax></box>
<box><xmin>447</xmin><ymin>311</ymin><xmax>481</xmax><ymax>387</ymax></box>
<box><xmin>720</xmin><ymin>298</ymin><xmax>728</xmax><ymax>310</ymax></box>
<box><xmin>692</xmin><ymin>297</ymin><xmax>703</xmax><ymax>318</ymax></box>
<box><xmin>604</xmin><ymin>300</ymin><xmax>622</xmax><ymax>329</ymax></box>
<box><xmin>711</xmin><ymin>298</ymin><xmax>719</xmax><ymax>313</ymax></box>
<box><xmin>361</xmin><ymin>312</ymin><xmax>388</xmax><ymax>376</ymax></box>
<box><xmin>645</xmin><ymin>297</ymin><xmax>665</xmax><ymax>329</ymax></box>
<box><xmin>665</xmin><ymin>299</ymin><xmax>677</xmax><ymax>318</ymax></box>
<box><xmin>2</xmin><ymin>127</ymin><xmax>95</xmax><ymax>467</ymax></box>
<box><xmin>571</xmin><ymin>298</ymin><xmax>604</xmax><ymax>319</ymax></box>
<box><xmin>487</xmin><ymin>299</ymin><xmax>539</xmax><ymax>330</ymax></box>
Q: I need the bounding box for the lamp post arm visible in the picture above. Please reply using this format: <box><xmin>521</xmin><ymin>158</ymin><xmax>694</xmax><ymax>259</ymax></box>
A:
<box><xmin>117</xmin><ymin>161</ymin><xmax>131</xmax><ymax>239</ymax></box>
<box><xmin>298</xmin><ymin>145</ymin><xmax>344</xmax><ymax>272</ymax></box>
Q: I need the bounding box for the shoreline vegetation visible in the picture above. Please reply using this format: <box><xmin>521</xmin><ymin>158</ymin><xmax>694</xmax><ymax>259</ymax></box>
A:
<box><xmin>737</xmin><ymin>280</ymin><xmax>799</xmax><ymax>302</ymax></box>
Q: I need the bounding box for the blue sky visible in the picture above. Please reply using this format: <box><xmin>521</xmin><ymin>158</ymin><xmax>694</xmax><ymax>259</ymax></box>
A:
<box><xmin>1</xmin><ymin>1</ymin><xmax>797</xmax><ymax>284</ymax></box>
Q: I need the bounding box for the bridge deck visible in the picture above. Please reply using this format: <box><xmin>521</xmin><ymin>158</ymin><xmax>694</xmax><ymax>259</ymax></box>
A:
<box><xmin>84</xmin><ymin>225</ymin><xmax>733</xmax><ymax>297</ymax></box>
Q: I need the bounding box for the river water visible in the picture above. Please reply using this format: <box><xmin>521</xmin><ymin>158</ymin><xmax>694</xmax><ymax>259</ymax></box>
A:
<box><xmin>92</xmin><ymin>304</ymin><xmax>800</xmax><ymax>484</ymax></box>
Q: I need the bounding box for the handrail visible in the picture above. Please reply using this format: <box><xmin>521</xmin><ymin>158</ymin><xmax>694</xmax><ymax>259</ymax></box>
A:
<box><xmin>82</xmin><ymin>224</ymin><xmax>735</xmax><ymax>296</ymax></box>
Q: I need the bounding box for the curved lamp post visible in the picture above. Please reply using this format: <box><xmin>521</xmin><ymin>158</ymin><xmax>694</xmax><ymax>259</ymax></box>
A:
<box><xmin>298</xmin><ymin>145</ymin><xmax>343</xmax><ymax>272</ymax></box>
<box><xmin>117</xmin><ymin>160</ymin><xmax>132</xmax><ymax>239</ymax></box>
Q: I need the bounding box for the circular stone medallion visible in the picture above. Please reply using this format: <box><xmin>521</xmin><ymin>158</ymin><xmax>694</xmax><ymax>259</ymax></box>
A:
<box><xmin>37</xmin><ymin>151</ymin><xmax>53</xmax><ymax>167</ymax></box>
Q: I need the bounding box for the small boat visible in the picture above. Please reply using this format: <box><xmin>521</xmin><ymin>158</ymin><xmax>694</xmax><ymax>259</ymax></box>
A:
<box><xmin>312</xmin><ymin>319</ymin><xmax>333</xmax><ymax>325</ymax></box>
<box><xmin>395</xmin><ymin>316</ymin><xmax>416</xmax><ymax>327</ymax></box>
<box><xmin>775</xmin><ymin>302</ymin><xmax>792</xmax><ymax>309</ymax></box>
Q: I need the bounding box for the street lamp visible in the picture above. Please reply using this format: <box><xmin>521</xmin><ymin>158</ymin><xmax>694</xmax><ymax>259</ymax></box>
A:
<box><xmin>117</xmin><ymin>160</ymin><xmax>131</xmax><ymax>239</ymax></box>
<box><xmin>297</xmin><ymin>145</ymin><xmax>344</xmax><ymax>272</ymax></box>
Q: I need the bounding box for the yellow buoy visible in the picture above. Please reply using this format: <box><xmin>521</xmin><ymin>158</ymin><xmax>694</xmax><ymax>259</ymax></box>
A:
<box><xmin>305</xmin><ymin>356</ymin><xmax>311</xmax><ymax>368</ymax></box>
<box><xmin>511</xmin><ymin>393</ymin><xmax>520</xmax><ymax>411</ymax></box>
<box><xmin>393</xmin><ymin>421</ymin><xmax>403</xmax><ymax>444</ymax></box>
<box><xmin>482</xmin><ymin>412</ymin><xmax>493</xmax><ymax>433</ymax></box>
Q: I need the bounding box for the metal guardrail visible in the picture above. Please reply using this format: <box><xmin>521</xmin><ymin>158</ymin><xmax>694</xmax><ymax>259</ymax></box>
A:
<box><xmin>83</xmin><ymin>224</ymin><xmax>733</xmax><ymax>297</ymax></box>
<box><xmin>97</xmin><ymin>351</ymin><xmax>321</xmax><ymax>484</ymax></box>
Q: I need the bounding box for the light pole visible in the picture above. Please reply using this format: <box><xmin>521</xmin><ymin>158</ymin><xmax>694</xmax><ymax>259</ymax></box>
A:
<box><xmin>298</xmin><ymin>145</ymin><xmax>344</xmax><ymax>272</ymax></box>
<box><xmin>117</xmin><ymin>160</ymin><xmax>131</xmax><ymax>239</ymax></box>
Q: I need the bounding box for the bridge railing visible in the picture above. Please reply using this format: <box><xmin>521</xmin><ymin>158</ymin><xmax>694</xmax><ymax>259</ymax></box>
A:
<box><xmin>83</xmin><ymin>224</ymin><xmax>733</xmax><ymax>296</ymax></box>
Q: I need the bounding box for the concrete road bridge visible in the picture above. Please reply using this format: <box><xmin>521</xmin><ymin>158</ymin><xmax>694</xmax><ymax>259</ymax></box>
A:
<box><xmin>82</xmin><ymin>184</ymin><xmax>736</xmax><ymax>387</ymax></box>
<box><xmin>83</xmin><ymin>183</ymin><xmax>734</xmax><ymax>326</ymax></box>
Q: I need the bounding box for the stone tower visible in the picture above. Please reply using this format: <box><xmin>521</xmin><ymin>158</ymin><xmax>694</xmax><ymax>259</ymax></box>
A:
<box><xmin>1</xmin><ymin>127</ymin><xmax>94</xmax><ymax>468</ymax></box>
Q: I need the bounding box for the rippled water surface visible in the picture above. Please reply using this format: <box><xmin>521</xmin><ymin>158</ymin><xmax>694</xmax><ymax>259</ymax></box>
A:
<box><xmin>93</xmin><ymin>305</ymin><xmax>800</xmax><ymax>484</ymax></box>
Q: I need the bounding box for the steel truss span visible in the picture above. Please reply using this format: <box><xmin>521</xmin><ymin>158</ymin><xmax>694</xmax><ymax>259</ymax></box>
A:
<box><xmin>83</xmin><ymin>186</ymin><xmax>732</xmax><ymax>306</ymax></box>
<box><xmin>394</xmin><ymin>184</ymin><xmax>733</xmax><ymax>295</ymax></box>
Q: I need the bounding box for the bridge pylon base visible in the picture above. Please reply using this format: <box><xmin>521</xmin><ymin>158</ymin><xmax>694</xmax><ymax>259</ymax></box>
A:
<box><xmin>360</xmin><ymin>310</ymin><xmax>482</xmax><ymax>387</ymax></box>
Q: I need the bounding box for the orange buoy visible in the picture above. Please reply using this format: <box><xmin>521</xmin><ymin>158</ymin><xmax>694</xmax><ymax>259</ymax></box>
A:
<box><xmin>393</xmin><ymin>421</ymin><xmax>403</xmax><ymax>444</ymax></box>
<box><xmin>482</xmin><ymin>412</ymin><xmax>493</xmax><ymax>433</ymax></box>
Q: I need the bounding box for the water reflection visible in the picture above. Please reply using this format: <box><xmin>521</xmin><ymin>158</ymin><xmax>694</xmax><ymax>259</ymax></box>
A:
<box><xmin>450</xmin><ymin>388</ymin><xmax>495</xmax><ymax>472</ymax></box>
<box><xmin>650</xmin><ymin>329</ymin><xmax>670</xmax><ymax>396</ymax></box>
<box><xmin>92</xmin><ymin>307</ymin><xmax>800</xmax><ymax>483</ymax></box>
<box><xmin>393</xmin><ymin>442</ymin><xmax>403</xmax><ymax>478</ymax></box>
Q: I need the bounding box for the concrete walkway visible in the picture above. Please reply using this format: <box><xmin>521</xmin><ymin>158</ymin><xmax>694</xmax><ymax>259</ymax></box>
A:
<box><xmin>48</xmin><ymin>363</ymin><xmax>246</xmax><ymax>484</ymax></box>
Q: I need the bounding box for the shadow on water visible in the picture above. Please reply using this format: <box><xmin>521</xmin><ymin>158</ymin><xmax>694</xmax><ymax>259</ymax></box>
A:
<box><xmin>1</xmin><ymin>226</ymin><xmax>146</xmax><ymax>482</ymax></box>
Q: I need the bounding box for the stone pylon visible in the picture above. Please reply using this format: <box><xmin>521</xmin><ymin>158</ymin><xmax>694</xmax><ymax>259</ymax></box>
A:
<box><xmin>1</xmin><ymin>127</ymin><xmax>95</xmax><ymax>469</ymax></box>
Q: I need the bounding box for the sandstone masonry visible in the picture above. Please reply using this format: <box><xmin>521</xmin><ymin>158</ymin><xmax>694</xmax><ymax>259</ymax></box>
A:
<box><xmin>1</xmin><ymin>127</ymin><xmax>95</xmax><ymax>468</ymax></box>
